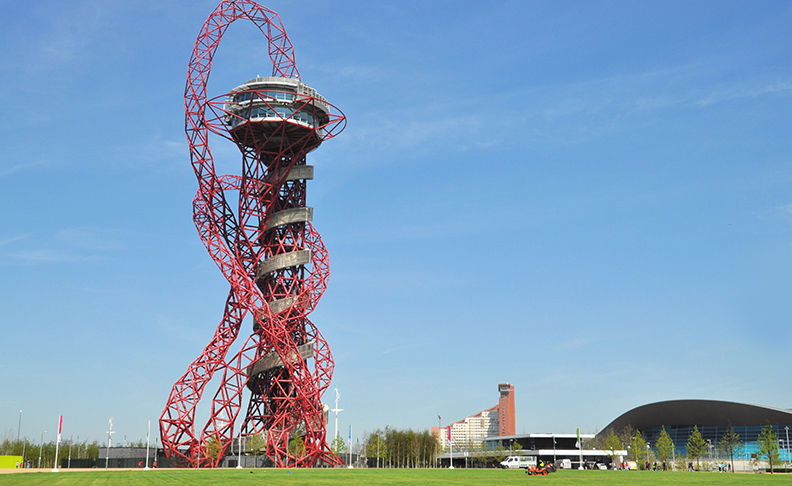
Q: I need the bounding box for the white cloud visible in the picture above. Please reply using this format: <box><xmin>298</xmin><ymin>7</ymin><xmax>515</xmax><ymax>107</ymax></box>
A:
<box><xmin>0</xmin><ymin>159</ymin><xmax>50</xmax><ymax>176</ymax></box>
<box><xmin>0</xmin><ymin>227</ymin><xmax>128</xmax><ymax>265</ymax></box>
<box><xmin>696</xmin><ymin>81</ymin><xmax>792</xmax><ymax>107</ymax></box>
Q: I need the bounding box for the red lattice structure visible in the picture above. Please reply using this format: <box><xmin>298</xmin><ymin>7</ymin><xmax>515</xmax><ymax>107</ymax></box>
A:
<box><xmin>159</xmin><ymin>1</ymin><xmax>345</xmax><ymax>468</ymax></box>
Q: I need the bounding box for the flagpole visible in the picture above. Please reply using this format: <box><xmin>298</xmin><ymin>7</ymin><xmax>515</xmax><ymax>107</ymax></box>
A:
<box><xmin>347</xmin><ymin>425</ymin><xmax>353</xmax><ymax>468</ymax></box>
<box><xmin>448</xmin><ymin>424</ymin><xmax>454</xmax><ymax>469</ymax></box>
<box><xmin>52</xmin><ymin>416</ymin><xmax>62</xmax><ymax>472</ymax></box>
<box><xmin>144</xmin><ymin>420</ymin><xmax>151</xmax><ymax>470</ymax></box>
<box><xmin>577</xmin><ymin>428</ymin><xmax>583</xmax><ymax>470</ymax></box>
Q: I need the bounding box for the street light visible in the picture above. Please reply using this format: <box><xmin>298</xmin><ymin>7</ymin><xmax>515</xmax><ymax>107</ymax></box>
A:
<box><xmin>436</xmin><ymin>415</ymin><xmax>441</xmax><ymax>469</ymax></box>
<box><xmin>553</xmin><ymin>435</ymin><xmax>556</xmax><ymax>464</ymax></box>
<box><xmin>68</xmin><ymin>434</ymin><xmax>74</xmax><ymax>468</ymax></box>
<box><xmin>237</xmin><ymin>434</ymin><xmax>242</xmax><ymax>469</ymax></box>
<box><xmin>38</xmin><ymin>431</ymin><xmax>47</xmax><ymax>469</ymax></box>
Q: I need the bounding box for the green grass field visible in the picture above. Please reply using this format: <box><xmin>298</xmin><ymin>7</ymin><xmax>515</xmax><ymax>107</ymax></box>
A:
<box><xmin>1</xmin><ymin>469</ymin><xmax>790</xmax><ymax>486</ymax></box>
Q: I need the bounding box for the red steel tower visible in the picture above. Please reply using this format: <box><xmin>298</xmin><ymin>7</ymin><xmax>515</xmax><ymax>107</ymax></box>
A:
<box><xmin>159</xmin><ymin>1</ymin><xmax>345</xmax><ymax>468</ymax></box>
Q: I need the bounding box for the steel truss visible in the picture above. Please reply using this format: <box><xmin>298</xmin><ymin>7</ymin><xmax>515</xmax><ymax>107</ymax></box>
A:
<box><xmin>159</xmin><ymin>0</ymin><xmax>345</xmax><ymax>468</ymax></box>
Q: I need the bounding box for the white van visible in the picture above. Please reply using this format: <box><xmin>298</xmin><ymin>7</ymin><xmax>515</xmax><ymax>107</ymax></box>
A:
<box><xmin>500</xmin><ymin>456</ymin><xmax>537</xmax><ymax>469</ymax></box>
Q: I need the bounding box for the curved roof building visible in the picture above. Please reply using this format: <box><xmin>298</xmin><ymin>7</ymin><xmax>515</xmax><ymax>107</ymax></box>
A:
<box><xmin>598</xmin><ymin>400</ymin><xmax>792</xmax><ymax>461</ymax></box>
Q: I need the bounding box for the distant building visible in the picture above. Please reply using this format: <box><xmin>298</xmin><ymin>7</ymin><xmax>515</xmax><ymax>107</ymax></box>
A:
<box><xmin>498</xmin><ymin>383</ymin><xmax>516</xmax><ymax>436</ymax></box>
<box><xmin>597</xmin><ymin>399</ymin><xmax>792</xmax><ymax>468</ymax></box>
<box><xmin>432</xmin><ymin>383</ymin><xmax>515</xmax><ymax>448</ymax></box>
<box><xmin>478</xmin><ymin>432</ymin><xmax>609</xmax><ymax>468</ymax></box>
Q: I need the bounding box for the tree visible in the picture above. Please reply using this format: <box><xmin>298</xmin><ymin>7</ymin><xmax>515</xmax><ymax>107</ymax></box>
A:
<box><xmin>655</xmin><ymin>427</ymin><xmax>674</xmax><ymax>466</ymax></box>
<box><xmin>491</xmin><ymin>443</ymin><xmax>509</xmax><ymax>464</ymax></box>
<box><xmin>686</xmin><ymin>426</ymin><xmax>707</xmax><ymax>470</ymax></box>
<box><xmin>756</xmin><ymin>424</ymin><xmax>780</xmax><ymax>473</ymax></box>
<box><xmin>616</xmin><ymin>425</ymin><xmax>636</xmax><ymax>452</ymax></box>
<box><xmin>604</xmin><ymin>429</ymin><xmax>622</xmax><ymax>460</ymax></box>
<box><xmin>288</xmin><ymin>435</ymin><xmax>305</xmax><ymax>459</ymax></box>
<box><xmin>508</xmin><ymin>440</ymin><xmax>522</xmax><ymax>457</ymax></box>
<box><xmin>718</xmin><ymin>423</ymin><xmax>741</xmax><ymax>472</ymax></box>
<box><xmin>331</xmin><ymin>434</ymin><xmax>348</xmax><ymax>457</ymax></box>
<box><xmin>247</xmin><ymin>433</ymin><xmax>266</xmax><ymax>468</ymax></box>
<box><xmin>364</xmin><ymin>430</ymin><xmax>387</xmax><ymax>467</ymax></box>
<box><xmin>85</xmin><ymin>441</ymin><xmax>100</xmax><ymax>460</ymax></box>
<box><xmin>628</xmin><ymin>431</ymin><xmax>648</xmax><ymax>468</ymax></box>
<box><xmin>204</xmin><ymin>435</ymin><xmax>224</xmax><ymax>467</ymax></box>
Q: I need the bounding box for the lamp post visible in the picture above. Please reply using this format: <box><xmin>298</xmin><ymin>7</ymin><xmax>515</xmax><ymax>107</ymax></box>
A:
<box><xmin>38</xmin><ymin>431</ymin><xmax>47</xmax><ymax>469</ymax></box>
<box><xmin>553</xmin><ymin>435</ymin><xmax>556</xmax><ymax>464</ymax></box>
<box><xmin>436</xmin><ymin>415</ymin><xmax>441</xmax><ymax>469</ymax></box>
<box><xmin>237</xmin><ymin>433</ymin><xmax>242</xmax><ymax>469</ymax></box>
<box><xmin>466</xmin><ymin>421</ymin><xmax>470</xmax><ymax>469</ymax></box>
<box><xmin>68</xmin><ymin>434</ymin><xmax>74</xmax><ymax>468</ymax></box>
<box><xmin>144</xmin><ymin>420</ymin><xmax>151</xmax><ymax>470</ymax></box>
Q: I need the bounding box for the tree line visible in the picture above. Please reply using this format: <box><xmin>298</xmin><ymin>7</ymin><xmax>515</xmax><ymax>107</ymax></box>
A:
<box><xmin>587</xmin><ymin>423</ymin><xmax>783</xmax><ymax>472</ymax></box>
<box><xmin>361</xmin><ymin>428</ymin><xmax>437</xmax><ymax>468</ymax></box>
<box><xmin>356</xmin><ymin>428</ymin><xmax>523</xmax><ymax>468</ymax></box>
<box><xmin>0</xmin><ymin>437</ymin><xmax>103</xmax><ymax>468</ymax></box>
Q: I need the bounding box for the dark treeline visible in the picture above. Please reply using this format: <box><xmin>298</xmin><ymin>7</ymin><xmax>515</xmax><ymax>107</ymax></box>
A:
<box><xmin>1</xmin><ymin>438</ymin><xmax>101</xmax><ymax>468</ymax></box>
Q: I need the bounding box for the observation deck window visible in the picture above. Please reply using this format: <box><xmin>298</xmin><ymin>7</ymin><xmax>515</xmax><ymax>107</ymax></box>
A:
<box><xmin>232</xmin><ymin>90</ymin><xmax>296</xmax><ymax>103</ymax></box>
<box><xmin>228</xmin><ymin>105</ymin><xmax>316</xmax><ymax>128</ymax></box>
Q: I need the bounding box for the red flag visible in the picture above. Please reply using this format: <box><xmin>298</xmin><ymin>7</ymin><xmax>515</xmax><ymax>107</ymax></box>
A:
<box><xmin>57</xmin><ymin>415</ymin><xmax>63</xmax><ymax>443</ymax></box>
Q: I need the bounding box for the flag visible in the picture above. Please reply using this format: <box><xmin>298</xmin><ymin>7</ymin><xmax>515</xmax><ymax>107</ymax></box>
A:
<box><xmin>57</xmin><ymin>415</ymin><xmax>63</xmax><ymax>444</ymax></box>
<box><xmin>575</xmin><ymin>427</ymin><xmax>580</xmax><ymax>449</ymax></box>
<box><xmin>447</xmin><ymin>425</ymin><xmax>452</xmax><ymax>443</ymax></box>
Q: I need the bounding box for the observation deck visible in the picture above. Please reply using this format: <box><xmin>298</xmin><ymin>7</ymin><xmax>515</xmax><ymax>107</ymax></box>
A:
<box><xmin>223</xmin><ymin>76</ymin><xmax>332</xmax><ymax>150</ymax></box>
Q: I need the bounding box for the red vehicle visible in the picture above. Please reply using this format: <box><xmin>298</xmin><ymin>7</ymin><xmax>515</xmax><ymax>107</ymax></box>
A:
<box><xmin>525</xmin><ymin>463</ymin><xmax>557</xmax><ymax>476</ymax></box>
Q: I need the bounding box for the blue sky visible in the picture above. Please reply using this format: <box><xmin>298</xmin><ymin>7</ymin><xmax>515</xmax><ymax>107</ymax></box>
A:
<box><xmin>1</xmin><ymin>1</ymin><xmax>791</xmax><ymax>446</ymax></box>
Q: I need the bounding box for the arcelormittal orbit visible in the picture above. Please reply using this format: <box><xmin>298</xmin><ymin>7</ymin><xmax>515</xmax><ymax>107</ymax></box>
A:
<box><xmin>159</xmin><ymin>0</ymin><xmax>345</xmax><ymax>468</ymax></box>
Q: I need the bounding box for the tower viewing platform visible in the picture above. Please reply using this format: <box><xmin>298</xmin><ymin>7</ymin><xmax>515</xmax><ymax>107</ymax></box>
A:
<box><xmin>222</xmin><ymin>76</ymin><xmax>333</xmax><ymax>151</ymax></box>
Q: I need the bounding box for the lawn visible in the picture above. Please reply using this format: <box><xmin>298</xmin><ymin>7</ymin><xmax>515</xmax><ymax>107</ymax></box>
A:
<box><xmin>0</xmin><ymin>468</ymin><xmax>790</xmax><ymax>486</ymax></box>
